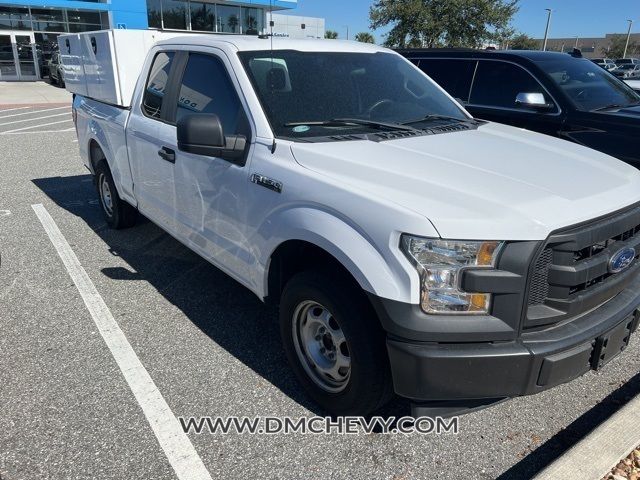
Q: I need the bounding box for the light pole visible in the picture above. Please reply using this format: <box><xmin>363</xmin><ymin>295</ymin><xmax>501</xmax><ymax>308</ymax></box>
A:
<box><xmin>542</xmin><ymin>8</ymin><xmax>553</xmax><ymax>51</ymax></box>
<box><xmin>623</xmin><ymin>19</ymin><xmax>634</xmax><ymax>59</ymax></box>
<box><xmin>343</xmin><ymin>25</ymin><xmax>350</xmax><ymax>41</ymax></box>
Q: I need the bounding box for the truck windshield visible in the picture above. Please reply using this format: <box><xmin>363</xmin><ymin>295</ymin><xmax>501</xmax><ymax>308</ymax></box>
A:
<box><xmin>536</xmin><ymin>58</ymin><xmax>640</xmax><ymax>111</ymax></box>
<box><xmin>238</xmin><ymin>50</ymin><xmax>469</xmax><ymax>139</ymax></box>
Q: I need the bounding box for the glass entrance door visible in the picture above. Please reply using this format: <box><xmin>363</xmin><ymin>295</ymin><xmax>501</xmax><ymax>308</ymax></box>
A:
<box><xmin>15</xmin><ymin>34</ymin><xmax>38</xmax><ymax>79</ymax></box>
<box><xmin>0</xmin><ymin>32</ymin><xmax>39</xmax><ymax>81</ymax></box>
<box><xmin>0</xmin><ymin>34</ymin><xmax>18</xmax><ymax>80</ymax></box>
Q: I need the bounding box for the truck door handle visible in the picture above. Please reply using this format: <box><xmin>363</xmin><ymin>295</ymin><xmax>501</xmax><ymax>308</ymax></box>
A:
<box><xmin>158</xmin><ymin>147</ymin><xmax>175</xmax><ymax>163</ymax></box>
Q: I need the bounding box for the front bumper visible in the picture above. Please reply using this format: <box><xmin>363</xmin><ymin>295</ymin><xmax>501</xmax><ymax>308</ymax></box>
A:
<box><xmin>374</xmin><ymin>275</ymin><xmax>640</xmax><ymax>405</ymax></box>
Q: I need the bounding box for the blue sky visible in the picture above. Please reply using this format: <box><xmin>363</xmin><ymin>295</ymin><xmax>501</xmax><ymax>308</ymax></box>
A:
<box><xmin>291</xmin><ymin>0</ymin><xmax>639</xmax><ymax>42</ymax></box>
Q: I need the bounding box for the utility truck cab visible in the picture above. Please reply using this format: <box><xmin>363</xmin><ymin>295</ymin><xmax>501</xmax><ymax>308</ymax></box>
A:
<box><xmin>65</xmin><ymin>31</ymin><xmax>640</xmax><ymax>416</ymax></box>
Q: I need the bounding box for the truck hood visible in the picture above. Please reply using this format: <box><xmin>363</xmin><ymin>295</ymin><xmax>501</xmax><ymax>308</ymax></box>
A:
<box><xmin>290</xmin><ymin>122</ymin><xmax>640</xmax><ymax>240</ymax></box>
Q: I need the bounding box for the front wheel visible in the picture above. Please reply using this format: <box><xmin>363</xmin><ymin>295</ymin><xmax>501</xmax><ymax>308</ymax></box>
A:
<box><xmin>280</xmin><ymin>270</ymin><xmax>393</xmax><ymax>416</ymax></box>
<box><xmin>95</xmin><ymin>161</ymin><xmax>138</xmax><ymax>229</ymax></box>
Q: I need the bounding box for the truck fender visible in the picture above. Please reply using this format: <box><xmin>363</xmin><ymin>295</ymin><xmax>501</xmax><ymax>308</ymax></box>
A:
<box><xmin>85</xmin><ymin>120</ymin><xmax>137</xmax><ymax>206</ymax></box>
<box><xmin>259</xmin><ymin>207</ymin><xmax>417</xmax><ymax>304</ymax></box>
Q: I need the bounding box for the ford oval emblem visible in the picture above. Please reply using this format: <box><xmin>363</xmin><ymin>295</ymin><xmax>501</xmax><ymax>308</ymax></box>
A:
<box><xmin>609</xmin><ymin>247</ymin><xmax>636</xmax><ymax>274</ymax></box>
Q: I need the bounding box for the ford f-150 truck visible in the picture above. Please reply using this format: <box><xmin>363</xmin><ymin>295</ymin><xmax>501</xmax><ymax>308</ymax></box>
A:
<box><xmin>64</xmin><ymin>31</ymin><xmax>640</xmax><ymax>417</ymax></box>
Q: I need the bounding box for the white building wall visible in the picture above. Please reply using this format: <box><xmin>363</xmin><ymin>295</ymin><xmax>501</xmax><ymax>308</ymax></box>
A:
<box><xmin>268</xmin><ymin>13</ymin><xmax>325</xmax><ymax>39</ymax></box>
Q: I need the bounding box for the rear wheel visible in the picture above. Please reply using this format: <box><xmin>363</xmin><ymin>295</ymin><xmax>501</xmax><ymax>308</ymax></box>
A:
<box><xmin>95</xmin><ymin>161</ymin><xmax>137</xmax><ymax>229</ymax></box>
<box><xmin>280</xmin><ymin>270</ymin><xmax>393</xmax><ymax>416</ymax></box>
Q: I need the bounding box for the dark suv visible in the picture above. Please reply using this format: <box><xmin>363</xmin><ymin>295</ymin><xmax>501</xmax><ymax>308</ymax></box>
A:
<box><xmin>400</xmin><ymin>49</ymin><xmax>640</xmax><ymax>167</ymax></box>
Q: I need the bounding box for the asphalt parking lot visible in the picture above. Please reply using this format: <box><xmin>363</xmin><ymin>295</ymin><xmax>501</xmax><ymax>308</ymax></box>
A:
<box><xmin>1</xmin><ymin>103</ymin><xmax>640</xmax><ymax>480</ymax></box>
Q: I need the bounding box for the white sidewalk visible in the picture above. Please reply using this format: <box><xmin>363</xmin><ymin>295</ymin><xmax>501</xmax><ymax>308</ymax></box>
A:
<box><xmin>0</xmin><ymin>81</ymin><xmax>72</xmax><ymax>105</ymax></box>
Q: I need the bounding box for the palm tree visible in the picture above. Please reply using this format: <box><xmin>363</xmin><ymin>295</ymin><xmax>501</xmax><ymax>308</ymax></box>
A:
<box><xmin>355</xmin><ymin>32</ymin><xmax>375</xmax><ymax>44</ymax></box>
<box><xmin>325</xmin><ymin>30</ymin><xmax>338</xmax><ymax>40</ymax></box>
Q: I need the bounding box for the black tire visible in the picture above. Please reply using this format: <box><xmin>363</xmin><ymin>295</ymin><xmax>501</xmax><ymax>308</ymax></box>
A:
<box><xmin>280</xmin><ymin>270</ymin><xmax>393</xmax><ymax>416</ymax></box>
<box><xmin>95</xmin><ymin>161</ymin><xmax>138</xmax><ymax>229</ymax></box>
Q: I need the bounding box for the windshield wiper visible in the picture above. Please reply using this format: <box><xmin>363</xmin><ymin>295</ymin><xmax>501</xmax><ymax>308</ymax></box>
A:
<box><xmin>593</xmin><ymin>101</ymin><xmax>640</xmax><ymax>112</ymax></box>
<box><xmin>592</xmin><ymin>104</ymin><xmax>625</xmax><ymax>111</ymax></box>
<box><xmin>284</xmin><ymin>118</ymin><xmax>418</xmax><ymax>132</ymax></box>
<box><xmin>401</xmin><ymin>114</ymin><xmax>469</xmax><ymax>126</ymax></box>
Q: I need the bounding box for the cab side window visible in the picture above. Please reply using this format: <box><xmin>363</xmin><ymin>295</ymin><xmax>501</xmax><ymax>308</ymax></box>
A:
<box><xmin>142</xmin><ymin>51</ymin><xmax>175</xmax><ymax>119</ymax></box>
<box><xmin>175</xmin><ymin>53</ymin><xmax>249</xmax><ymax>138</ymax></box>
<box><xmin>417</xmin><ymin>59</ymin><xmax>477</xmax><ymax>103</ymax></box>
<box><xmin>470</xmin><ymin>61</ymin><xmax>550</xmax><ymax>109</ymax></box>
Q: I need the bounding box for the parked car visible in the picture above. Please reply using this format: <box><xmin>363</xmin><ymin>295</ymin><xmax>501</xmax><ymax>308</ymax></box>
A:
<box><xmin>401</xmin><ymin>49</ymin><xmax>640</xmax><ymax>167</ymax></box>
<box><xmin>614</xmin><ymin>64</ymin><xmax>640</xmax><ymax>79</ymax></box>
<box><xmin>64</xmin><ymin>31</ymin><xmax>640</xmax><ymax>417</ymax></box>
<box><xmin>47</xmin><ymin>50</ymin><xmax>64</xmax><ymax>87</ymax></box>
<box><xmin>616</xmin><ymin>58</ymin><xmax>640</xmax><ymax>66</ymax></box>
<box><xmin>592</xmin><ymin>58</ymin><xmax>617</xmax><ymax>71</ymax></box>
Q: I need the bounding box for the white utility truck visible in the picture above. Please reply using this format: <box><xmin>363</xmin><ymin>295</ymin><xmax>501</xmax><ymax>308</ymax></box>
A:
<box><xmin>62</xmin><ymin>30</ymin><xmax>640</xmax><ymax>416</ymax></box>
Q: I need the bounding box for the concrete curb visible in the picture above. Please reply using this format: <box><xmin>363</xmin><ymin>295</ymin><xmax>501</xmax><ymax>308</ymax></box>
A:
<box><xmin>534</xmin><ymin>392</ymin><xmax>640</xmax><ymax>480</ymax></box>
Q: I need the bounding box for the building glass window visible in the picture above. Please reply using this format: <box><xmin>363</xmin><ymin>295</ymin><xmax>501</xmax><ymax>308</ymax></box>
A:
<box><xmin>190</xmin><ymin>2</ymin><xmax>215</xmax><ymax>31</ymax></box>
<box><xmin>30</xmin><ymin>8</ymin><xmax>65</xmax><ymax>23</ymax></box>
<box><xmin>147</xmin><ymin>0</ymin><xmax>162</xmax><ymax>29</ymax></box>
<box><xmin>242</xmin><ymin>7</ymin><xmax>262</xmax><ymax>35</ymax></box>
<box><xmin>32</xmin><ymin>21</ymin><xmax>67</xmax><ymax>33</ymax></box>
<box><xmin>67</xmin><ymin>10</ymin><xmax>101</xmax><ymax>24</ymax></box>
<box><xmin>0</xmin><ymin>6</ymin><xmax>31</xmax><ymax>30</ymax></box>
<box><xmin>162</xmin><ymin>0</ymin><xmax>188</xmax><ymax>30</ymax></box>
<box><xmin>217</xmin><ymin>5</ymin><xmax>240</xmax><ymax>34</ymax></box>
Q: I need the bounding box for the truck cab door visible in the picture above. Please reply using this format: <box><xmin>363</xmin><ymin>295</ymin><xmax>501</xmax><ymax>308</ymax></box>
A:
<box><xmin>127</xmin><ymin>50</ymin><xmax>182</xmax><ymax>234</ymax></box>
<box><xmin>170</xmin><ymin>49</ymin><xmax>254</xmax><ymax>281</ymax></box>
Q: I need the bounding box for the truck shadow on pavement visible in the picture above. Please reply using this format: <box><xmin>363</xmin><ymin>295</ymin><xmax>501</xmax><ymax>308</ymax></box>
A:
<box><xmin>32</xmin><ymin>174</ymin><xmax>411</xmax><ymax>420</ymax></box>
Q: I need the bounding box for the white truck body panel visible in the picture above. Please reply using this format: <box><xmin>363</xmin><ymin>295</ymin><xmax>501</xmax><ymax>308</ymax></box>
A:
<box><xmin>291</xmin><ymin>121</ymin><xmax>640</xmax><ymax>241</ymax></box>
<box><xmin>59</xmin><ymin>30</ymin><xmax>181</xmax><ymax>107</ymax></box>
<box><xmin>71</xmin><ymin>34</ymin><xmax>640</xmax><ymax>305</ymax></box>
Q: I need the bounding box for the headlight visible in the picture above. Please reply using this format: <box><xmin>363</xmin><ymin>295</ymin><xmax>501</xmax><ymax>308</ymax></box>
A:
<box><xmin>400</xmin><ymin>235</ymin><xmax>504</xmax><ymax>315</ymax></box>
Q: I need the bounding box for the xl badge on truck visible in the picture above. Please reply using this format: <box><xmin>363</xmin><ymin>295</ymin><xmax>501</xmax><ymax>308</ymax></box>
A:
<box><xmin>609</xmin><ymin>247</ymin><xmax>636</xmax><ymax>274</ymax></box>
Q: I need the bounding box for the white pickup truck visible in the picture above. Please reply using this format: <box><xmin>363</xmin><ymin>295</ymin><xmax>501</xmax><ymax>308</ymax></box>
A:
<box><xmin>64</xmin><ymin>31</ymin><xmax>640</xmax><ymax>417</ymax></box>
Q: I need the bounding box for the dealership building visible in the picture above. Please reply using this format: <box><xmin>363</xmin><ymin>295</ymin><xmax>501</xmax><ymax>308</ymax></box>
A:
<box><xmin>0</xmin><ymin>0</ymin><xmax>312</xmax><ymax>81</ymax></box>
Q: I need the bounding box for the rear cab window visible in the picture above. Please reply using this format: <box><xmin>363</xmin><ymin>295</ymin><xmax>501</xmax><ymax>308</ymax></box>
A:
<box><xmin>142</xmin><ymin>51</ymin><xmax>175</xmax><ymax>120</ymax></box>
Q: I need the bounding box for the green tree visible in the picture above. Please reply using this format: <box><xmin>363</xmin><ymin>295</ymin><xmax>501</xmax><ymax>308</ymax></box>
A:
<box><xmin>370</xmin><ymin>0</ymin><xmax>519</xmax><ymax>49</ymax></box>
<box><xmin>508</xmin><ymin>33</ymin><xmax>539</xmax><ymax>50</ymax></box>
<box><xmin>603</xmin><ymin>34</ymin><xmax>639</xmax><ymax>58</ymax></box>
<box><xmin>325</xmin><ymin>30</ymin><xmax>339</xmax><ymax>39</ymax></box>
<box><xmin>355</xmin><ymin>32</ymin><xmax>376</xmax><ymax>43</ymax></box>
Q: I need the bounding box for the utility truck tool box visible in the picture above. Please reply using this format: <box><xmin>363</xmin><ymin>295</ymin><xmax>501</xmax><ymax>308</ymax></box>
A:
<box><xmin>58</xmin><ymin>30</ymin><xmax>178</xmax><ymax>107</ymax></box>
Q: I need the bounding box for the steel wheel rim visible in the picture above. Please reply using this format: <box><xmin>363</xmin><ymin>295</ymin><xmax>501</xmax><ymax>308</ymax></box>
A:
<box><xmin>292</xmin><ymin>300</ymin><xmax>351</xmax><ymax>393</ymax></box>
<box><xmin>99</xmin><ymin>173</ymin><xmax>114</xmax><ymax>217</ymax></box>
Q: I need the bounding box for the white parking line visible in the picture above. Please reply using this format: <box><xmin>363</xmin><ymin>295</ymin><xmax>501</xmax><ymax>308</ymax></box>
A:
<box><xmin>0</xmin><ymin>210</ymin><xmax>11</xmax><ymax>217</ymax></box>
<box><xmin>0</xmin><ymin>107</ymin><xmax>30</xmax><ymax>114</ymax></box>
<box><xmin>32</xmin><ymin>204</ymin><xmax>214</xmax><ymax>480</ymax></box>
<box><xmin>0</xmin><ymin>106</ymin><xmax>69</xmax><ymax>119</ymax></box>
<box><xmin>2</xmin><ymin>127</ymin><xmax>76</xmax><ymax>135</ymax></box>
<box><xmin>1</xmin><ymin>119</ymin><xmax>73</xmax><ymax>134</ymax></box>
<box><xmin>0</xmin><ymin>112</ymin><xmax>70</xmax><ymax>127</ymax></box>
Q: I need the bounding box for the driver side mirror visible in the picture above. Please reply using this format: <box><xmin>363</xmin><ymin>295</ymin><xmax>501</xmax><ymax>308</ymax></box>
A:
<box><xmin>177</xmin><ymin>114</ymin><xmax>247</xmax><ymax>166</ymax></box>
<box><xmin>515</xmin><ymin>92</ymin><xmax>554</xmax><ymax>111</ymax></box>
